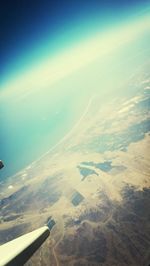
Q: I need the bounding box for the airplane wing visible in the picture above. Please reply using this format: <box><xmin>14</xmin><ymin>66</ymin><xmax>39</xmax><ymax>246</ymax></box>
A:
<box><xmin>0</xmin><ymin>161</ymin><xmax>55</xmax><ymax>265</ymax></box>
<box><xmin>0</xmin><ymin>219</ymin><xmax>55</xmax><ymax>266</ymax></box>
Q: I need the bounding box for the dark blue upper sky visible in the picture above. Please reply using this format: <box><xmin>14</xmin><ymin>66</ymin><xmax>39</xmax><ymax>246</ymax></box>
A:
<box><xmin>0</xmin><ymin>0</ymin><xmax>149</xmax><ymax>83</ymax></box>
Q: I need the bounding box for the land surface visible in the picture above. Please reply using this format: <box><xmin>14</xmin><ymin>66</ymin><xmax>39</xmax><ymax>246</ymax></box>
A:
<box><xmin>0</xmin><ymin>63</ymin><xmax>150</xmax><ymax>266</ymax></box>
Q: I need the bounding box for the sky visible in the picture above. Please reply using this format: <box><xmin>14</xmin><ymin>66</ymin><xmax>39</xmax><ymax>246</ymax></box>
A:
<box><xmin>0</xmin><ymin>0</ymin><xmax>149</xmax><ymax>180</ymax></box>
<box><xmin>0</xmin><ymin>0</ymin><xmax>149</xmax><ymax>84</ymax></box>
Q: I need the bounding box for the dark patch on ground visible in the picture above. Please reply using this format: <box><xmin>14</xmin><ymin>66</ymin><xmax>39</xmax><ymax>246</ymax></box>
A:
<box><xmin>79</xmin><ymin>206</ymin><xmax>111</xmax><ymax>223</ymax></box>
<box><xmin>59</xmin><ymin>223</ymin><xmax>107</xmax><ymax>264</ymax></box>
<box><xmin>33</xmin><ymin>178</ymin><xmax>62</xmax><ymax>208</ymax></box>
<box><xmin>121</xmin><ymin>185</ymin><xmax>150</xmax><ymax>219</ymax></box>
<box><xmin>71</xmin><ymin>103</ymin><xmax>150</xmax><ymax>152</ymax></box>
<box><xmin>71</xmin><ymin>191</ymin><xmax>84</xmax><ymax>206</ymax></box>
<box><xmin>2</xmin><ymin>214</ymin><xmax>22</xmax><ymax>222</ymax></box>
<box><xmin>81</xmin><ymin>161</ymin><xmax>127</xmax><ymax>174</ymax></box>
<box><xmin>0</xmin><ymin>177</ymin><xmax>62</xmax><ymax>218</ymax></box>
<box><xmin>81</xmin><ymin>161</ymin><xmax>112</xmax><ymax>172</ymax></box>
<box><xmin>0</xmin><ymin>186</ymin><xmax>28</xmax><ymax>208</ymax></box>
<box><xmin>60</xmin><ymin>186</ymin><xmax>150</xmax><ymax>265</ymax></box>
<box><xmin>0</xmin><ymin>222</ymin><xmax>30</xmax><ymax>244</ymax></box>
<box><xmin>107</xmin><ymin>185</ymin><xmax>150</xmax><ymax>265</ymax></box>
<box><xmin>87</xmin><ymin>118</ymin><xmax>150</xmax><ymax>153</ymax></box>
<box><xmin>77</xmin><ymin>166</ymin><xmax>98</xmax><ymax>180</ymax></box>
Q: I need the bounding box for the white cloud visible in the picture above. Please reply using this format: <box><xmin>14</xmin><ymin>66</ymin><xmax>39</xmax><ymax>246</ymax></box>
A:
<box><xmin>8</xmin><ymin>185</ymin><xmax>13</xmax><ymax>189</ymax></box>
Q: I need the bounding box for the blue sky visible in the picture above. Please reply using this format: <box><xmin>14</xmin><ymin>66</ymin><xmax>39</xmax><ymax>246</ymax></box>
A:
<box><xmin>0</xmin><ymin>0</ymin><xmax>149</xmax><ymax>84</ymax></box>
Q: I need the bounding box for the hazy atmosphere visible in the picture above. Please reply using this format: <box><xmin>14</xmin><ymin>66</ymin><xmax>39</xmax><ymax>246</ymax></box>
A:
<box><xmin>0</xmin><ymin>1</ymin><xmax>150</xmax><ymax>265</ymax></box>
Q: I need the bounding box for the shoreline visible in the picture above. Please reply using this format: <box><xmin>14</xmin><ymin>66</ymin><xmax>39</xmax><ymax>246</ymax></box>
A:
<box><xmin>3</xmin><ymin>94</ymin><xmax>95</xmax><ymax>182</ymax></box>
